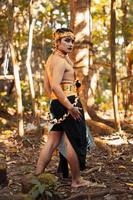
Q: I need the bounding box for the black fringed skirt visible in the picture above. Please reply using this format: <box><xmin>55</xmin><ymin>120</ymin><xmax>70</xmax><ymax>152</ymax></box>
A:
<box><xmin>49</xmin><ymin>95</ymin><xmax>87</xmax><ymax>170</ymax></box>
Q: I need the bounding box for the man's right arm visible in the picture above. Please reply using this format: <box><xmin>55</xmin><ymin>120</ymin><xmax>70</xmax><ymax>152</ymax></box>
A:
<box><xmin>44</xmin><ymin>70</ymin><xmax>51</xmax><ymax>98</ymax></box>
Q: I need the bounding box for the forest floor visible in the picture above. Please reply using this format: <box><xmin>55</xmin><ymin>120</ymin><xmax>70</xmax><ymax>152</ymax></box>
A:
<box><xmin>0</xmin><ymin>109</ymin><xmax>133</xmax><ymax>200</ymax></box>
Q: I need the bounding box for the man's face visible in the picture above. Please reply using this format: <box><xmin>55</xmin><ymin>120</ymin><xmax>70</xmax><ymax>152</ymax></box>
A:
<box><xmin>57</xmin><ymin>36</ymin><xmax>74</xmax><ymax>54</ymax></box>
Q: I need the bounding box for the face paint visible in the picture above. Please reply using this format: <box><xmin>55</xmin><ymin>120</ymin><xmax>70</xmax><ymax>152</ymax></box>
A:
<box><xmin>57</xmin><ymin>36</ymin><xmax>74</xmax><ymax>54</ymax></box>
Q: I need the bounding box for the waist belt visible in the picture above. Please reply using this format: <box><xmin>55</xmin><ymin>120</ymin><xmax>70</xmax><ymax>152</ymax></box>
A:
<box><xmin>61</xmin><ymin>83</ymin><xmax>76</xmax><ymax>92</ymax></box>
<box><xmin>51</xmin><ymin>83</ymin><xmax>76</xmax><ymax>99</ymax></box>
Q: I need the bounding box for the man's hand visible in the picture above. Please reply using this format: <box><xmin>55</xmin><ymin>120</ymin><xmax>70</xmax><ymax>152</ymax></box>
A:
<box><xmin>68</xmin><ymin>106</ymin><xmax>82</xmax><ymax>120</ymax></box>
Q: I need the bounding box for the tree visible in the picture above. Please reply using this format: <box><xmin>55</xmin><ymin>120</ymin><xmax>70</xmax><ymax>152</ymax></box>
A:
<box><xmin>70</xmin><ymin>0</ymin><xmax>96</xmax><ymax>110</ymax></box>
<box><xmin>25</xmin><ymin>0</ymin><xmax>38</xmax><ymax>113</ymax></box>
<box><xmin>110</xmin><ymin>0</ymin><xmax>121</xmax><ymax>131</ymax></box>
<box><xmin>8</xmin><ymin>0</ymin><xmax>24</xmax><ymax>136</ymax></box>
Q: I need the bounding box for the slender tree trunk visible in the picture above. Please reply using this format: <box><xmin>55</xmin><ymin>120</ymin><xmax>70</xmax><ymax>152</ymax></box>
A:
<box><xmin>110</xmin><ymin>0</ymin><xmax>121</xmax><ymax>131</ymax></box>
<box><xmin>26</xmin><ymin>1</ymin><xmax>37</xmax><ymax>113</ymax></box>
<box><xmin>26</xmin><ymin>16</ymin><xmax>37</xmax><ymax>113</ymax></box>
<box><xmin>8</xmin><ymin>0</ymin><xmax>24</xmax><ymax>136</ymax></box>
<box><xmin>121</xmin><ymin>0</ymin><xmax>129</xmax><ymax>116</ymax></box>
<box><xmin>10</xmin><ymin>44</ymin><xmax>24</xmax><ymax>136</ymax></box>
<box><xmin>121</xmin><ymin>0</ymin><xmax>128</xmax><ymax>46</ymax></box>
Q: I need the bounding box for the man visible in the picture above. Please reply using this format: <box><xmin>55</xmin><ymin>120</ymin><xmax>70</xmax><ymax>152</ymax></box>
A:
<box><xmin>36</xmin><ymin>28</ymin><xmax>88</xmax><ymax>187</ymax></box>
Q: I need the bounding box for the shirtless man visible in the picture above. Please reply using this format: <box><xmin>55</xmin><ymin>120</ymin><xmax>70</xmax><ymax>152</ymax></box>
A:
<box><xmin>36</xmin><ymin>28</ymin><xmax>88</xmax><ymax>187</ymax></box>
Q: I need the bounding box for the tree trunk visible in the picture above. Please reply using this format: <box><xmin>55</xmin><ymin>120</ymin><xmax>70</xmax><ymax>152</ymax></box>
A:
<box><xmin>110</xmin><ymin>0</ymin><xmax>121</xmax><ymax>131</ymax></box>
<box><xmin>10</xmin><ymin>44</ymin><xmax>24</xmax><ymax>136</ymax></box>
<box><xmin>121</xmin><ymin>0</ymin><xmax>133</xmax><ymax>116</ymax></box>
<box><xmin>26</xmin><ymin>18</ymin><xmax>37</xmax><ymax>113</ymax></box>
<box><xmin>70</xmin><ymin>0</ymin><xmax>96</xmax><ymax>110</ymax></box>
<box><xmin>121</xmin><ymin>0</ymin><xmax>128</xmax><ymax>46</ymax></box>
<box><xmin>8</xmin><ymin>0</ymin><xmax>24</xmax><ymax>136</ymax></box>
<box><xmin>26</xmin><ymin>1</ymin><xmax>37</xmax><ymax>113</ymax></box>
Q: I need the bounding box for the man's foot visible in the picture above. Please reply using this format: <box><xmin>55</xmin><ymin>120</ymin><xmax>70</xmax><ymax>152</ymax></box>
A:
<box><xmin>35</xmin><ymin>163</ymin><xmax>44</xmax><ymax>176</ymax></box>
<box><xmin>71</xmin><ymin>178</ymin><xmax>91</xmax><ymax>188</ymax></box>
<box><xmin>34</xmin><ymin>168</ymin><xmax>44</xmax><ymax>176</ymax></box>
<box><xmin>34</xmin><ymin>172</ymin><xmax>41</xmax><ymax>176</ymax></box>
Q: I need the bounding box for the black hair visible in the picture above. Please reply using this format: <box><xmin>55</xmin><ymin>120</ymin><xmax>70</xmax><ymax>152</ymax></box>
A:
<box><xmin>55</xmin><ymin>28</ymin><xmax>73</xmax><ymax>34</ymax></box>
<box><xmin>53</xmin><ymin>28</ymin><xmax>74</xmax><ymax>46</ymax></box>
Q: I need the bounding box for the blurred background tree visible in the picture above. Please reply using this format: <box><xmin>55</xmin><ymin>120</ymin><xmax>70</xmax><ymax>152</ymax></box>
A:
<box><xmin>0</xmin><ymin>0</ymin><xmax>132</xmax><ymax>135</ymax></box>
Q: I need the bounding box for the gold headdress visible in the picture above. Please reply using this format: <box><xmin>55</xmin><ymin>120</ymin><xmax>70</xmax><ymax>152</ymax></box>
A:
<box><xmin>54</xmin><ymin>31</ymin><xmax>75</xmax><ymax>41</ymax></box>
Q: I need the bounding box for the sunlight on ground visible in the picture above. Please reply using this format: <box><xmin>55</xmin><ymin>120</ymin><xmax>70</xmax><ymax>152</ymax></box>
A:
<box><xmin>101</xmin><ymin>132</ymin><xmax>131</xmax><ymax>146</ymax></box>
<box><xmin>25</xmin><ymin>123</ymin><xmax>37</xmax><ymax>132</ymax></box>
<box><xmin>129</xmin><ymin>139</ymin><xmax>133</xmax><ymax>145</ymax></box>
<box><xmin>106</xmin><ymin>138</ymin><xmax>128</xmax><ymax>146</ymax></box>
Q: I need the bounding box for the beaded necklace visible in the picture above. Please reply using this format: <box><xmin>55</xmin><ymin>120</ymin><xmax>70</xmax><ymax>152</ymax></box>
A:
<box><xmin>53</xmin><ymin>50</ymin><xmax>73</xmax><ymax>66</ymax></box>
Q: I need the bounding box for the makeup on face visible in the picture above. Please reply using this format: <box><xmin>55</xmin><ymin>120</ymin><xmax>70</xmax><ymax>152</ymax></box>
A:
<box><xmin>57</xmin><ymin>36</ymin><xmax>74</xmax><ymax>54</ymax></box>
<box><xmin>63</xmin><ymin>37</ymin><xmax>75</xmax><ymax>44</ymax></box>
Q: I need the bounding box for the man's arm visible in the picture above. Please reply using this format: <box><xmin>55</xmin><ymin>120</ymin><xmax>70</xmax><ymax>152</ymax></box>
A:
<box><xmin>44</xmin><ymin>69</ymin><xmax>51</xmax><ymax>98</ymax></box>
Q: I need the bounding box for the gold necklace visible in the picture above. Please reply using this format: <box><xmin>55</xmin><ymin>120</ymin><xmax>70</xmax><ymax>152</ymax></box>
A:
<box><xmin>54</xmin><ymin>50</ymin><xmax>73</xmax><ymax>66</ymax></box>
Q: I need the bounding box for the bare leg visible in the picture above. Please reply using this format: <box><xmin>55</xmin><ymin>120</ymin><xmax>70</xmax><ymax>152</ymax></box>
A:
<box><xmin>64</xmin><ymin>134</ymin><xmax>90</xmax><ymax>187</ymax></box>
<box><xmin>36</xmin><ymin>131</ymin><xmax>62</xmax><ymax>175</ymax></box>
<box><xmin>36</xmin><ymin>131</ymin><xmax>90</xmax><ymax>188</ymax></box>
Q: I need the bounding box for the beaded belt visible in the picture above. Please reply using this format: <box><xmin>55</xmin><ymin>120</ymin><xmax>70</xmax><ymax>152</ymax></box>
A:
<box><xmin>51</xmin><ymin>83</ymin><xmax>76</xmax><ymax>99</ymax></box>
<box><xmin>61</xmin><ymin>83</ymin><xmax>76</xmax><ymax>92</ymax></box>
<box><xmin>48</xmin><ymin>95</ymin><xmax>79</xmax><ymax>125</ymax></box>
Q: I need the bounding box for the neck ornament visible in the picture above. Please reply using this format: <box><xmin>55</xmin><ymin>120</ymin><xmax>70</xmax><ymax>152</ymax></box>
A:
<box><xmin>54</xmin><ymin>50</ymin><xmax>73</xmax><ymax>66</ymax></box>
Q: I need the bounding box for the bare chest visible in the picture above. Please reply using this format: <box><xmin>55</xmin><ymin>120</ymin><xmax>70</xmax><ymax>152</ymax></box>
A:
<box><xmin>62</xmin><ymin>59</ymin><xmax>74</xmax><ymax>82</ymax></box>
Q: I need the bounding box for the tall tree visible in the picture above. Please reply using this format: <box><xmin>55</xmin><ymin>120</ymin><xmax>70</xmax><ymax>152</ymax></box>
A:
<box><xmin>70</xmin><ymin>0</ymin><xmax>96</xmax><ymax>109</ymax></box>
<box><xmin>110</xmin><ymin>0</ymin><xmax>121</xmax><ymax>131</ymax></box>
<box><xmin>8</xmin><ymin>0</ymin><xmax>24</xmax><ymax>136</ymax></box>
<box><xmin>26</xmin><ymin>0</ymin><xmax>38</xmax><ymax>113</ymax></box>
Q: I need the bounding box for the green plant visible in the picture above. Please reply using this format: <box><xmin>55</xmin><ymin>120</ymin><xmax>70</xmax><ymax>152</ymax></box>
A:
<box><xmin>28</xmin><ymin>173</ymin><xmax>58</xmax><ymax>200</ymax></box>
<box><xmin>29</xmin><ymin>178</ymin><xmax>52</xmax><ymax>199</ymax></box>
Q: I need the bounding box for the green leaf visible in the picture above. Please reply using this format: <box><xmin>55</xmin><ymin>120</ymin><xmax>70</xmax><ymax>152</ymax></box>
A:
<box><xmin>31</xmin><ymin>178</ymin><xmax>41</xmax><ymax>186</ymax></box>
<box><xmin>38</xmin><ymin>184</ymin><xmax>45</xmax><ymax>194</ymax></box>
<box><xmin>31</xmin><ymin>189</ymin><xmax>40</xmax><ymax>199</ymax></box>
<box><xmin>29</xmin><ymin>185</ymin><xmax>39</xmax><ymax>199</ymax></box>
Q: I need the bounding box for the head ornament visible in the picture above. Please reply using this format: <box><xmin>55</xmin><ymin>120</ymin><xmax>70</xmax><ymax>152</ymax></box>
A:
<box><xmin>54</xmin><ymin>31</ymin><xmax>75</xmax><ymax>40</ymax></box>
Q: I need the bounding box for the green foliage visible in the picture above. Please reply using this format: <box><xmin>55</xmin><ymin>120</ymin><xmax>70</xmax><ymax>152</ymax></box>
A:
<box><xmin>95</xmin><ymin>96</ymin><xmax>105</xmax><ymax>105</ymax></box>
<box><xmin>29</xmin><ymin>173</ymin><xmax>58</xmax><ymax>200</ymax></box>
<box><xmin>92</xmin><ymin>0</ymin><xmax>133</xmax><ymax>66</ymax></box>
<box><xmin>95</xmin><ymin>67</ymin><xmax>112</xmax><ymax>107</ymax></box>
<box><xmin>0</xmin><ymin>0</ymin><xmax>133</xmax><ymax>114</ymax></box>
<box><xmin>29</xmin><ymin>179</ymin><xmax>46</xmax><ymax>199</ymax></box>
<box><xmin>36</xmin><ymin>96</ymin><xmax>49</xmax><ymax>112</ymax></box>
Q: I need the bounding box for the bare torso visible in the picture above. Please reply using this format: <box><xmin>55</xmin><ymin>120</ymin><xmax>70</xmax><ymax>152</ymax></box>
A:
<box><xmin>45</xmin><ymin>52</ymin><xmax>76</xmax><ymax>99</ymax></box>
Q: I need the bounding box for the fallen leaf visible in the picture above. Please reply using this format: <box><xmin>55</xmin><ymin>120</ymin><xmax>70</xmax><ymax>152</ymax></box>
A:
<box><xmin>118</xmin><ymin>165</ymin><xmax>126</xmax><ymax>169</ymax></box>
<box><xmin>125</xmin><ymin>183</ymin><xmax>133</xmax><ymax>187</ymax></box>
<box><xmin>0</xmin><ymin>153</ymin><xmax>5</xmax><ymax>158</ymax></box>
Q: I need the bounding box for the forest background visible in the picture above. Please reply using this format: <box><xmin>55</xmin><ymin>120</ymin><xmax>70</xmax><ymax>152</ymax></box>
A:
<box><xmin>0</xmin><ymin>0</ymin><xmax>132</xmax><ymax>135</ymax></box>
<box><xmin>0</xmin><ymin>0</ymin><xmax>133</xmax><ymax>199</ymax></box>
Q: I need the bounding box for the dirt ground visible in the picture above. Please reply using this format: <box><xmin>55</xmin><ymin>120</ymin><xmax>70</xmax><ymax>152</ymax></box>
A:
<box><xmin>0</xmin><ymin>113</ymin><xmax>133</xmax><ymax>200</ymax></box>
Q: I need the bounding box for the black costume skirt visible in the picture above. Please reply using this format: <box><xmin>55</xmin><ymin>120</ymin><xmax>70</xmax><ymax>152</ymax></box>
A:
<box><xmin>50</xmin><ymin>95</ymin><xmax>87</xmax><ymax>170</ymax></box>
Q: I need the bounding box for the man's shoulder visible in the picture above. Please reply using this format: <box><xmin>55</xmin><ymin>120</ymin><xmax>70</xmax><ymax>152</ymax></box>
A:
<box><xmin>50</xmin><ymin>53</ymin><xmax>65</xmax><ymax>65</ymax></box>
